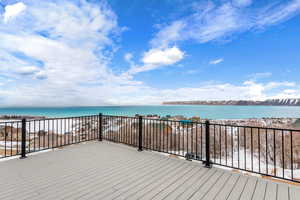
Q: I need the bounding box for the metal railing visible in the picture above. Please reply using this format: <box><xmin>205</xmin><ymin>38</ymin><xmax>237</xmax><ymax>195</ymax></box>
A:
<box><xmin>0</xmin><ymin>113</ymin><xmax>299</xmax><ymax>183</ymax></box>
<box><xmin>0</xmin><ymin>115</ymin><xmax>101</xmax><ymax>159</ymax></box>
<box><xmin>102</xmin><ymin>114</ymin><xmax>300</xmax><ymax>183</ymax></box>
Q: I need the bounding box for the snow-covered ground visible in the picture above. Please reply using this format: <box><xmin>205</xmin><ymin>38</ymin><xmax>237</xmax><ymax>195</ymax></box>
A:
<box><xmin>211</xmin><ymin>150</ymin><xmax>300</xmax><ymax>180</ymax></box>
<box><xmin>0</xmin><ymin>118</ymin><xmax>99</xmax><ymax>135</ymax></box>
<box><xmin>0</xmin><ymin>141</ymin><xmax>21</xmax><ymax>148</ymax></box>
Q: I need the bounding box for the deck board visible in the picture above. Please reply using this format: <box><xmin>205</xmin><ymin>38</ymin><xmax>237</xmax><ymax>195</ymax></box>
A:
<box><xmin>133</xmin><ymin>163</ymin><xmax>196</xmax><ymax>200</ymax></box>
<box><xmin>226</xmin><ymin>175</ymin><xmax>248</xmax><ymax>200</ymax></box>
<box><xmin>172</xmin><ymin>168</ymin><xmax>218</xmax><ymax>200</ymax></box>
<box><xmin>264</xmin><ymin>182</ymin><xmax>277</xmax><ymax>200</ymax></box>
<box><xmin>96</xmin><ymin>159</ymin><xmax>187</xmax><ymax>200</ymax></box>
<box><xmin>189</xmin><ymin>170</ymin><xmax>225</xmax><ymax>199</ymax></box>
<box><xmin>252</xmin><ymin>179</ymin><xmax>267</xmax><ymax>200</ymax></box>
<box><xmin>290</xmin><ymin>186</ymin><xmax>300</xmax><ymax>200</ymax></box>
<box><xmin>214</xmin><ymin>173</ymin><xmax>240</xmax><ymax>200</ymax></box>
<box><xmin>239</xmin><ymin>176</ymin><xmax>258</xmax><ymax>200</ymax></box>
<box><xmin>277</xmin><ymin>184</ymin><xmax>290</xmax><ymax>200</ymax></box>
<box><xmin>201</xmin><ymin>173</ymin><xmax>232</xmax><ymax>200</ymax></box>
<box><xmin>0</xmin><ymin>141</ymin><xmax>298</xmax><ymax>200</ymax></box>
<box><xmin>113</xmin><ymin>162</ymin><xmax>186</xmax><ymax>199</ymax></box>
<box><xmin>162</xmin><ymin>167</ymin><xmax>209</xmax><ymax>200</ymax></box>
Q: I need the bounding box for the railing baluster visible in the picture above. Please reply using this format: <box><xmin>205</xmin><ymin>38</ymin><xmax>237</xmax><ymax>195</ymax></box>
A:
<box><xmin>231</xmin><ymin>126</ymin><xmax>233</xmax><ymax>167</ymax></box>
<box><xmin>244</xmin><ymin>127</ymin><xmax>246</xmax><ymax>170</ymax></box>
<box><xmin>201</xmin><ymin>124</ymin><xmax>203</xmax><ymax>160</ymax></box>
<box><xmin>220</xmin><ymin>125</ymin><xmax>222</xmax><ymax>164</ymax></box>
<box><xmin>195</xmin><ymin>123</ymin><xmax>198</xmax><ymax>160</ymax></box>
<box><xmin>213</xmin><ymin>124</ymin><xmax>216</xmax><ymax>163</ymax></box>
<box><xmin>237</xmin><ymin>127</ymin><xmax>240</xmax><ymax>169</ymax></box>
<box><xmin>258</xmin><ymin>128</ymin><xmax>261</xmax><ymax>174</ymax></box>
<box><xmin>48</xmin><ymin>119</ymin><xmax>50</xmax><ymax>148</ymax></box>
<box><xmin>33</xmin><ymin>120</ymin><xmax>35</xmax><ymax>152</ymax></box>
<box><xmin>191</xmin><ymin>123</ymin><xmax>193</xmax><ymax>157</ymax></box>
<box><xmin>160</xmin><ymin>120</ymin><xmax>162</xmax><ymax>152</ymax></box>
<box><xmin>17</xmin><ymin>122</ymin><xmax>19</xmax><ymax>154</ymax></box>
<box><xmin>251</xmin><ymin>127</ymin><xmax>253</xmax><ymax>172</ymax></box>
<box><xmin>225</xmin><ymin>125</ymin><xmax>227</xmax><ymax>166</ymax></box>
<box><xmin>282</xmin><ymin>130</ymin><xmax>285</xmax><ymax>178</ymax></box>
<box><xmin>186</xmin><ymin>122</ymin><xmax>188</xmax><ymax>156</ymax></box>
<box><xmin>290</xmin><ymin>130</ymin><xmax>293</xmax><ymax>180</ymax></box>
<box><xmin>10</xmin><ymin>124</ymin><xmax>12</xmax><ymax>156</ymax></box>
<box><xmin>266</xmin><ymin>129</ymin><xmax>268</xmax><ymax>175</ymax></box>
<box><xmin>273</xmin><ymin>129</ymin><xmax>276</xmax><ymax>176</ymax></box>
<box><xmin>52</xmin><ymin>119</ymin><xmax>54</xmax><ymax>147</ymax></box>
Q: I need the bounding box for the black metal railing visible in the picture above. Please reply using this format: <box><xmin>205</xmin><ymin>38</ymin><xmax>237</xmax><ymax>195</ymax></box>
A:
<box><xmin>101</xmin><ymin>114</ymin><xmax>300</xmax><ymax>183</ymax></box>
<box><xmin>0</xmin><ymin>113</ymin><xmax>299</xmax><ymax>183</ymax></box>
<box><xmin>207</xmin><ymin>123</ymin><xmax>299</xmax><ymax>182</ymax></box>
<box><xmin>0</xmin><ymin>115</ymin><xmax>100</xmax><ymax>159</ymax></box>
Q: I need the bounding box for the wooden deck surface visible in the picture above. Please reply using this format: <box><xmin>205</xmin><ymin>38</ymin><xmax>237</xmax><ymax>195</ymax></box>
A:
<box><xmin>0</xmin><ymin>141</ymin><xmax>299</xmax><ymax>200</ymax></box>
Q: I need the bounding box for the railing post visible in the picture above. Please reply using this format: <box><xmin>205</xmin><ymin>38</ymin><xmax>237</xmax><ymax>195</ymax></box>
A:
<box><xmin>20</xmin><ymin>118</ymin><xmax>27</xmax><ymax>159</ymax></box>
<box><xmin>138</xmin><ymin>115</ymin><xmax>143</xmax><ymax>151</ymax></box>
<box><xmin>204</xmin><ymin>120</ymin><xmax>211</xmax><ymax>168</ymax></box>
<box><xmin>99</xmin><ymin>113</ymin><xmax>102</xmax><ymax>141</ymax></box>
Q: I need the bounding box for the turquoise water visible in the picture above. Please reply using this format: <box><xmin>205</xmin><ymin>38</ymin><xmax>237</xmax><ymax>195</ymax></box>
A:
<box><xmin>1</xmin><ymin>105</ymin><xmax>300</xmax><ymax>119</ymax></box>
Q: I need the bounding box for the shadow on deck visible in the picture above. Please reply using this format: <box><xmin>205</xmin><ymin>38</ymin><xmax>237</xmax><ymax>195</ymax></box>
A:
<box><xmin>0</xmin><ymin>141</ymin><xmax>299</xmax><ymax>200</ymax></box>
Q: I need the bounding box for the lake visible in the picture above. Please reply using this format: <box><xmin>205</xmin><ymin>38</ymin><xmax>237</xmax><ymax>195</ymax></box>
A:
<box><xmin>1</xmin><ymin>105</ymin><xmax>300</xmax><ymax>119</ymax></box>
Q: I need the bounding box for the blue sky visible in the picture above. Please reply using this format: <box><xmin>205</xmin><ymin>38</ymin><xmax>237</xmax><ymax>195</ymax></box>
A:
<box><xmin>0</xmin><ymin>0</ymin><xmax>300</xmax><ymax>106</ymax></box>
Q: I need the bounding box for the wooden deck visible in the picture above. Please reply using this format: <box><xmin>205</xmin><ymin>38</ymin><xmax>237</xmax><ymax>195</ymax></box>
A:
<box><xmin>0</xmin><ymin>141</ymin><xmax>299</xmax><ymax>200</ymax></box>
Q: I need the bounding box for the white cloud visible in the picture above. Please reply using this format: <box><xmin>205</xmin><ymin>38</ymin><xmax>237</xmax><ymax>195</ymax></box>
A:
<box><xmin>248</xmin><ymin>72</ymin><xmax>272</xmax><ymax>80</ymax></box>
<box><xmin>271</xmin><ymin>89</ymin><xmax>300</xmax><ymax>99</ymax></box>
<box><xmin>3</xmin><ymin>2</ymin><xmax>26</xmax><ymax>23</ymax></box>
<box><xmin>107</xmin><ymin>80</ymin><xmax>298</xmax><ymax>105</ymax></box>
<box><xmin>283</xmin><ymin>89</ymin><xmax>297</xmax><ymax>93</ymax></box>
<box><xmin>0</xmin><ymin>0</ymin><xmax>299</xmax><ymax>106</ymax></box>
<box><xmin>256</xmin><ymin>0</ymin><xmax>300</xmax><ymax>27</ymax></box>
<box><xmin>124</xmin><ymin>53</ymin><xmax>133</xmax><ymax>62</ymax></box>
<box><xmin>186</xmin><ymin>70</ymin><xmax>198</xmax><ymax>74</ymax></box>
<box><xmin>0</xmin><ymin>0</ymin><xmax>134</xmax><ymax>106</ymax></box>
<box><xmin>151</xmin><ymin>0</ymin><xmax>300</xmax><ymax>48</ymax></box>
<box><xmin>127</xmin><ymin>46</ymin><xmax>184</xmax><ymax>75</ymax></box>
<box><xmin>136</xmin><ymin>0</ymin><xmax>300</xmax><ymax>79</ymax></box>
<box><xmin>264</xmin><ymin>81</ymin><xmax>295</xmax><ymax>90</ymax></box>
<box><xmin>15</xmin><ymin>66</ymin><xmax>39</xmax><ymax>75</ymax></box>
<box><xmin>34</xmin><ymin>71</ymin><xmax>47</xmax><ymax>80</ymax></box>
<box><xmin>150</xmin><ymin>21</ymin><xmax>186</xmax><ymax>49</ymax></box>
<box><xmin>232</xmin><ymin>0</ymin><xmax>252</xmax><ymax>7</ymax></box>
<box><xmin>142</xmin><ymin>46</ymin><xmax>184</xmax><ymax>66</ymax></box>
<box><xmin>209</xmin><ymin>58</ymin><xmax>223</xmax><ymax>65</ymax></box>
<box><xmin>243</xmin><ymin>81</ymin><xmax>267</xmax><ymax>100</ymax></box>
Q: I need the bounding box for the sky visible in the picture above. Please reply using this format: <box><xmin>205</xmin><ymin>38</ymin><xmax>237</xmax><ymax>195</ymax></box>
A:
<box><xmin>0</xmin><ymin>0</ymin><xmax>300</xmax><ymax>106</ymax></box>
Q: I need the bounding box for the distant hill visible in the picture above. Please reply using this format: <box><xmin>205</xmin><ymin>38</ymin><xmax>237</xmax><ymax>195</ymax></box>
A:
<box><xmin>163</xmin><ymin>98</ymin><xmax>300</xmax><ymax>106</ymax></box>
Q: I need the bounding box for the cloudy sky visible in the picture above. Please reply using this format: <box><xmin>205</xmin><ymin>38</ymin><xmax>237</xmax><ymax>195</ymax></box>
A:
<box><xmin>0</xmin><ymin>0</ymin><xmax>300</xmax><ymax>106</ymax></box>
